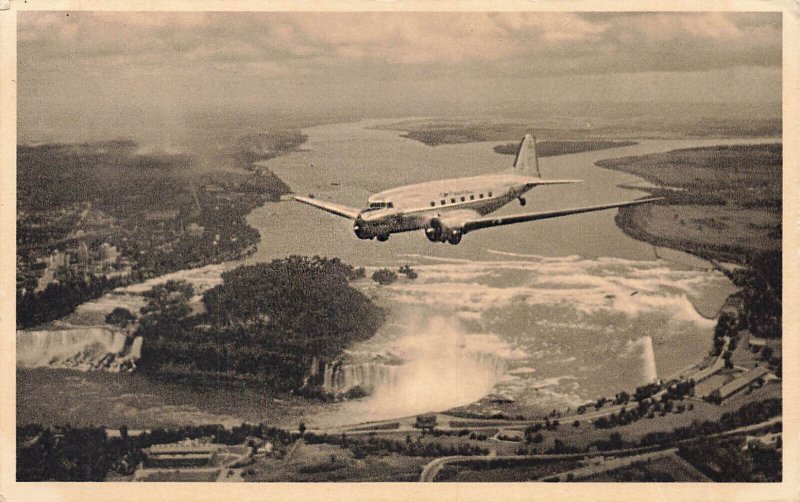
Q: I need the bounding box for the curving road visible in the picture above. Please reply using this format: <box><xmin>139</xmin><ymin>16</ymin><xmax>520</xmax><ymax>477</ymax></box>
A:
<box><xmin>418</xmin><ymin>416</ymin><xmax>781</xmax><ymax>482</ymax></box>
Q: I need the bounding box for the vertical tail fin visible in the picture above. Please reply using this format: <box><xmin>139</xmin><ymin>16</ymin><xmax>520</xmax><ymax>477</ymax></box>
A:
<box><xmin>513</xmin><ymin>134</ymin><xmax>541</xmax><ymax>177</ymax></box>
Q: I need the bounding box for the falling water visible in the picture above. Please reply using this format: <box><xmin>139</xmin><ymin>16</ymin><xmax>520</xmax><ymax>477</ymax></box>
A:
<box><xmin>127</xmin><ymin>336</ymin><xmax>144</xmax><ymax>360</ymax></box>
<box><xmin>323</xmin><ymin>362</ymin><xmax>401</xmax><ymax>392</ymax></box>
<box><xmin>17</xmin><ymin>328</ymin><xmax>142</xmax><ymax>371</ymax></box>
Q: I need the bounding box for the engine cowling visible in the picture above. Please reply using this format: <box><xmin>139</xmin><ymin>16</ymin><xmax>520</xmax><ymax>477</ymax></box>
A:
<box><xmin>426</xmin><ymin>213</ymin><xmax>472</xmax><ymax>245</ymax></box>
<box><xmin>425</xmin><ymin>226</ymin><xmax>441</xmax><ymax>242</ymax></box>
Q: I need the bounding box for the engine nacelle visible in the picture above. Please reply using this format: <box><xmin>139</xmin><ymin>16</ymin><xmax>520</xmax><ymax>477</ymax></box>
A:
<box><xmin>425</xmin><ymin>226</ymin><xmax>441</xmax><ymax>242</ymax></box>
<box><xmin>426</xmin><ymin>216</ymin><xmax>466</xmax><ymax>245</ymax></box>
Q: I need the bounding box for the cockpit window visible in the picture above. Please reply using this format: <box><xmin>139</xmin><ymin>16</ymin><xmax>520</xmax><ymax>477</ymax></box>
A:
<box><xmin>365</xmin><ymin>201</ymin><xmax>393</xmax><ymax>211</ymax></box>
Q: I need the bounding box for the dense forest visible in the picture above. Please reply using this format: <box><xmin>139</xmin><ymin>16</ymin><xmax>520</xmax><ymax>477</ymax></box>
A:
<box><xmin>17</xmin><ymin>274</ymin><xmax>129</xmax><ymax>328</ymax></box>
<box><xmin>136</xmin><ymin>256</ymin><xmax>383</xmax><ymax>391</ymax></box>
<box><xmin>730</xmin><ymin>251</ymin><xmax>782</xmax><ymax>340</ymax></box>
<box><xmin>678</xmin><ymin>436</ymin><xmax>781</xmax><ymax>482</ymax></box>
<box><xmin>16</xmin><ymin>137</ymin><xmax>296</xmax><ymax>329</ymax></box>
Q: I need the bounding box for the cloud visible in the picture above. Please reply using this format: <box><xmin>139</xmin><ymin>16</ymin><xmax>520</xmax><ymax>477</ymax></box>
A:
<box><xmin>19</xmin><ymin>11</ymin><xmax>781</xmax><ymax>76</ymax></box>
<box><xmin>16</xmin><ymin>11</ymin><xmax>782</xmax><ymax>142</ymax></box>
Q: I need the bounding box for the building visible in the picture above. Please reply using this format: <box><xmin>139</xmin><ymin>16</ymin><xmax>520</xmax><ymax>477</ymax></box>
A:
<box><xmin>716</xmin><ymin>366</ymin><xmax>771</xmax><ymax>400</ymax></box>
<box><xmin>143</xmin><ymin>440</ymin><xmax>218</xmax><ymax>468</ymax></box>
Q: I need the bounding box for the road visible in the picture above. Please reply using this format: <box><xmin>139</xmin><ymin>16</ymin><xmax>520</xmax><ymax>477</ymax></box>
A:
<box><xmin>319</xmin><ymin>337</ymin><xmax>738</xmax><ymax>439</ymax></box>
<box><xmin>418</xmin><ymin>416</ymin><xmax>781</xmax><ymax>482</ymax></box>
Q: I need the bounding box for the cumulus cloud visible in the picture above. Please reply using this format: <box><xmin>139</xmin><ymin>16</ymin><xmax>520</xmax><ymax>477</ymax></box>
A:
<box><xmin>19</xmin><ymin>11</ymin><xmax>780</xmax><ymax>75</ymax></box>
<box><xmin>16</xmin><ymin>11</ymin><xmax>782</xmax><ymax>142</ymax></box>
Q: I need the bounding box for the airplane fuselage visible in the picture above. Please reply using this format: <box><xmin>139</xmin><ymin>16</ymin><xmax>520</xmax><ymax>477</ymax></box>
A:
<box><xmin>295</xmin><ymin>133</ymin><xmax>659</xmax><ymax>246</ymax></box>
<box><xmin>353</xmin><ymin>173</ymin><xmax>539</xmax><ymax>242</ymax></box>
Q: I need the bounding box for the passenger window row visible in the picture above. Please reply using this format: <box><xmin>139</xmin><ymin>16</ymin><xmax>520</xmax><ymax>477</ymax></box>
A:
<box><xmin>430</xmin><ymin>192</ymin><xmax>492</xmax><ymax>207</ymax></box>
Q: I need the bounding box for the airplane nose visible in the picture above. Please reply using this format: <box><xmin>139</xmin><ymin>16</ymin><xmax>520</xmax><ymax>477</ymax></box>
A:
<box><xmin>353</xmin><ymin>217</ymin><xmax>368</xmax><ymax>239</ymax></box>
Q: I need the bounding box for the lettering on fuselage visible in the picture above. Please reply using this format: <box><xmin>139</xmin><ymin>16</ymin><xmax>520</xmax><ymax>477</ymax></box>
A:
<box><xmin>439</xmin><ymin>189</ymin><xmax>475</xmax><ymax>198</ymax></box>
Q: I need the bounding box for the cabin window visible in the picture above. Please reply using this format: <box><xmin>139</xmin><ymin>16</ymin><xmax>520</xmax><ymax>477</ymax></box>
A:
<box><xmin>440</xmin><ymin>200</ymin><xmax>446</xmax><ymax>205</ymax></box>
<box><xmin>479</xmin><ymin>193</ymin><xmax>484</xmax><ymax>199</ymax></box>
<box><xmin>470</xmin><ymin>195</ymin><xmax>475</xmax><ymax>200</ymax></box>
<box><xmin>451</xmin><ymin>198</ymin><xmax>456</xmax><ymax>204</ymax></box>
<box><xmin>460</xmin><ymin>196</ymin><xmax>466</xmax><ymax>202</ymax></box>
<box><xmin>430</xmin><ymin>201</ymin><xmax>435</xmax><ymax>207</ymax></box>
<box><xmin>366</xmin><ymin>201</ymin><xmax>393</xmax><ymax>211</ymax></box>
<box><xmin>488</xmin><ymin>191</ymin><xmax>493</xmax><ymax>197</ymax></box>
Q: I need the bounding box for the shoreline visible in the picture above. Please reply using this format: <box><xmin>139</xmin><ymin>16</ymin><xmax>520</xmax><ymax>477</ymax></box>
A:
<box><xmin>595</xmin><ymin>142</ymin><xmax>781</xmax><ymax>266</ymax></box>
<box><xmin>16</xmin><ymin>124</ymin><xmax>773</xmax><ymax>430</ymax></box>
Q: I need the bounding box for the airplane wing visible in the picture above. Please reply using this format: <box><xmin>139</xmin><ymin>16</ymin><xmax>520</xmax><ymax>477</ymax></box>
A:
<box><xmin>463</xmin><ymin>197</ymin><xmax>663</xmax><ymax>233</ymax></box>
<box><xmin>526</xmin><ymin>179</ymin><xmax>583</xmax><ymax>186</ymax></box>
<box><xmin>293</xmin><ymin>195</ymin><xmax>361</xmax><ymax>220</ymax></box>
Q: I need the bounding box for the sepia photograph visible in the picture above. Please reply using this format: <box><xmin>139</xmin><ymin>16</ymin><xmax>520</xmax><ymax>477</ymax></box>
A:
<box><xmin>2</xmin><ymin>2</ymin><xmax>797</xmax><ymax>499</ymax></box>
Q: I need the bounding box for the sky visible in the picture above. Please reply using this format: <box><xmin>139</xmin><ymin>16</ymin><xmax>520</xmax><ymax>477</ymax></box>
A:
<box><xmin>18</xmin><ymin>11</ymin><xmax>782</xmax><ymax>143</ymax></box>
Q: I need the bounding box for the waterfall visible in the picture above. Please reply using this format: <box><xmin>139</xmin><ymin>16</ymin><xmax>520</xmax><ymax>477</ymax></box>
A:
<box><xmin>324</xmin><ymin>362</ymin><xmax>401</xmax><ymax>392</ymax></box>
<box><xmin>127</xmin><ymin>336</ymin><xmax>144</xmax><ymax>360</ymax></box>
<box><xmin>471</xmin><ymin>351</ymin><xmax>508</xmax><ymax>378</ymax></box>
<box><xmin>321</xmin><ymin>350</ymin><xmax>506</xmax><ymax>395</ymax></box>
<box><xmin>17</xmin><ymin>328</ymin><xmax>142</xmax><ymax>372</ymax></box>
<box><xmin>323</xmin><ymin>363</ymin><xmax>335</xmax><ymax>390</ymax></box>
<box><xmin>640</xmin><ymin>336</ymin><xmax>658</xmax><ymax>383</ymax></box>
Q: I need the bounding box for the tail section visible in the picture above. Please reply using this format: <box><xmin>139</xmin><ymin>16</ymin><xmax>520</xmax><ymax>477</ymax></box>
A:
<box><xmin>513</xmin><ymin>134</ymin><xmax>541</xmax><ymax>177</ymax></box>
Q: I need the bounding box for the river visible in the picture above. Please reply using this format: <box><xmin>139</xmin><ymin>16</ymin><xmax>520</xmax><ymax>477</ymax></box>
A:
<box><xmin>17</xmin><ymin>118</ymin><xmax>775</xmax><ymax>429</ymax></box>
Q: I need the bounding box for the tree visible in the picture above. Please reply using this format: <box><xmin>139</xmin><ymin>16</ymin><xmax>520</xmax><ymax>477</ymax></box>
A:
<box><xmin>572</xmin><ymin>420</ymin><xmax>580</xmax><ymax>428</ymax></box>
<box><xmin>414</xmin><ymin>414</ymin><xmax>438</xmax><ymax>436</ymax></box>
<box><xmin>398</xmin><ymin>265</ymin><xmax>418</xmax><ymax>279</ymax></box>
<box><xmin>609</xmin><ymin>432</ymin><xmax>623</xmax><ymax>450</ymax></box>
<box><xmin>371</xmin><ymin>268</ymin><xmax>398</xmax><ymax>285</ymax></box>
<box><xmin>105</xmin><ymin>307</ymin><xmax>137</xmax><ymax>329</ymax></box>
<box><xmin>723</xmin><ymin>350</ymin><xmax>734</xmax><ymax>369</ymax></box>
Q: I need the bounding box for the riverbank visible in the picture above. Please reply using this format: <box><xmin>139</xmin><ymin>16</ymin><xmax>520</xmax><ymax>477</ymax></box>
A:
<box><xmin>372</xmin><ymin>112</ymin><xmax>781</xmax><ymax>147</ymax></box>
<box><xmin>17</xmin><ymin>121</ymin><xmax>766</xmax><ymax>432</ymax></box>
<box><xmin>594</xmin><ymin>142</ymin><xmax>782</xmax><ymax>415</ymax></box>
<box><xmin>596</xmin><ymin>143</ymin><xmax>781</xmax><ymax>265</ymax></box>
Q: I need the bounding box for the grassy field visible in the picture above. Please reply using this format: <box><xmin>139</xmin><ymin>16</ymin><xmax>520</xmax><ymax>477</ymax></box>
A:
<box><xmin>580</xmin><ymin>453</ymin><xmax>710</xmax><ymax>482</ymax></box>
<box><xmin>242</xmin><ymin>441</ymin><xmax>427</xmax><ymax>482</ymax></box>
<box><xmin>362</xmin><ymin>429</ymin><xmax>518</xmax><ymax>455</ymax></box>
<box><xmin>436</xmin><ymin>459</ymin><xmax>584</xmax><ymax>482</ymax></box>
<box><xmin>597</xmin><ymin>143</ymin><xmax>781</xmax><ymax>264</ymax></box>
<box><xmin>137</xmin><ymin>470</ymin><xmax>220</xmax><ymax>482</ymax></box>
<box><xmin>511</xmin><ymin>383</ymin><xmax>780</xmax><ymax>453</ymax></box>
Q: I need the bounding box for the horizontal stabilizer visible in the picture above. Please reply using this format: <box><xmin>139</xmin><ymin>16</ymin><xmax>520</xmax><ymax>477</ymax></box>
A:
<box><xmin>293</xmin><ymin>195</ymin><xmax>361</xmax><ymax>220</ymax></box>
<box><xmin>463</xmin><ymin>197</ymin><xmax>663</xmax><ymax>233</ymax></box>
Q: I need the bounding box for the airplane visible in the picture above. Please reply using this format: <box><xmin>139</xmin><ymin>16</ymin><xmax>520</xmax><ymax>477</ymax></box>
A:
<box><xmin>294</xmin><ymin>134</ymin><xmax>661</xmax><ymax>245</ymax></box>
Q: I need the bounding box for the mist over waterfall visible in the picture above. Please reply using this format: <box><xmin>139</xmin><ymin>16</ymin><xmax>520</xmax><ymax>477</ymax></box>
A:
<box><xmin>314</xmin><ymin>315</ymin><xmax>519</xmax><ymax>425</ymax></box>
<box><xmin>640</xmin><ymin>336</ymin><xmax>658</xmax><ymax>384</ymax></box>
<box><xmin>17</xmin><ymin>328</ymin><xmax>142</xmax><ymax>371</ymax></box>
